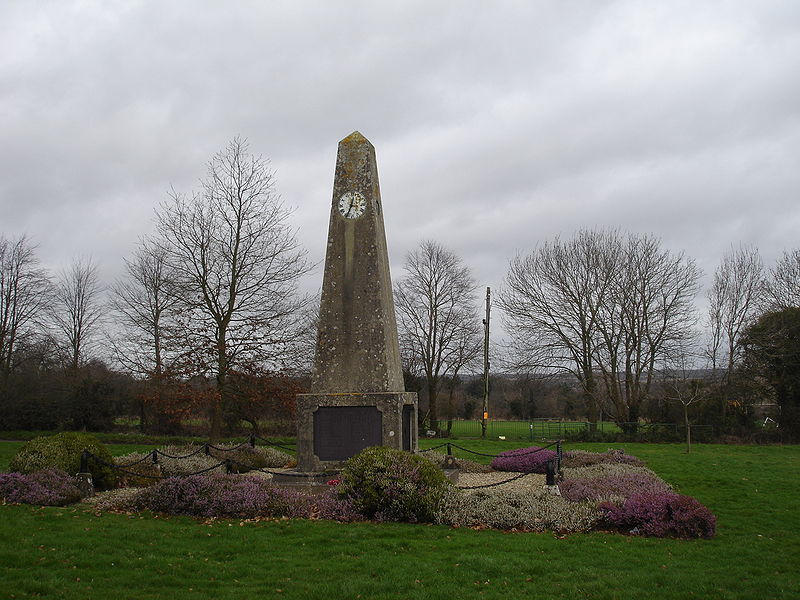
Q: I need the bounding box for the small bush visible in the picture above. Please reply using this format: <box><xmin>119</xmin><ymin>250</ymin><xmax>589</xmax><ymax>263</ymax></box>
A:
<box><xmin>436</xmin><ymin>488</ymin><xmax>601</xmax><ymax>533</ymax></box>
<box><xmin>599</xmin><ymin>492</ymin><xmax>717</xmax><ymax>539</ymax></box>
<box><xmin>134</xmin><ymin>474</ymin><xmax>364</xmax><ymax>521</ymax></box>
<box><xmin>136</xmin><ymin>474</ymin><xmax>299</xmax><ymax>518</ymax></box>
<box><xmin>562</xmin><ymin>449</ymin><xmax>644</xmax><ymax>469</ymax></box>
<box><xmin>337</xmin><ymin>446</ymin><xmax>453</xmax><ymax>523</ymax></box>
<box><xmin>490</xmin><ymin>446</ymin><xmax>558</xmax><ymax>474</ymax></box>
<box><xmin>0</xmin><ymin>469</ymin><xmax>85</xmax><ymax>506</ymax></box>
<box><xmin>307</xmin><ymin>489</ymin><xmax>364</xmax><ymax>523</ymax></box>
<box><xmin>9</xmin><ymin>432</ymin><xmax>117</xmax><ymax>490</ymax></box>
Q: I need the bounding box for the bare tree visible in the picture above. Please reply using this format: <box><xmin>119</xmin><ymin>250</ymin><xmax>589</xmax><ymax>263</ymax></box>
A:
<box><xmin>661</xmin><ymin>338</ymin><xmax>706</xmax><ymax>453</ymax></box>
<box><xmin>595</xmin><ymin>234</ymin><xmax>700</xmax><ymax>427</ymax></box>
<box><xmin>155</xmin><ymin>137</ymin><xmax>311</xmax><ymax>440</ymax></box>
<box><xmin>109</xmin><ymin>238</ymin><xmax>181</xmax><ymax>379</ymax></box>
<box><xmin>765</xmin><ymin>248</ymin><xmax>800</xmax><ymax>310</ymax></box>
<box><xmin>500</xmin><ymin>229</ymin><xmax>700</xmax><ymax>428</ymax></box>
<box><xmin>394</xmin><ymin>240</ymin><xmax>482</xmax><ymax>433</ymax></box>
<box><xmin>499</xmin><ymin>229</ymin><xmax>620</xmax><ymax>426</ymax></box>
<box><xmin>706</xmin><ymin>244</ymin><xmax>764</xmax><ymax>414</ymax></box>
<box><xmin>51</xmin><ymin>257</ymin><xmax>104</xmax><ymax>371</ymax></box>
<box><xmin>0</xmin><ymin>234</ymin><xmax>51</xmax><ymax>381</ymax></box>
<box><xmin>107</xmin><ymin>238</ymin><xmax>184</xmax><ymax>429</ymax></box>
<box><xmin>444</xmin><ymin>314</ymin><xmax>483</xmax><ymax>434</ymax></box>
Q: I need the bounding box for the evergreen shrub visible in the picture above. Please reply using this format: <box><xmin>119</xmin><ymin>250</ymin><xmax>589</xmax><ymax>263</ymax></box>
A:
<box><xmin>337</xmin><ymin>446</ymin><xmax>453</xmax><ymax>522</ymax></box>
<box><xmin>9</xmin><ymin>432</ymin><xmax>117</xmax><ymax>490</ymax></box>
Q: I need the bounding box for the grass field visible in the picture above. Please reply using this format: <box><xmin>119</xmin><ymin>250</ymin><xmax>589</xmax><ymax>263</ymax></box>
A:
<box><xmin>1</xmin><ymin>438</ymin><xmax>798</xmax><ymax>599</ymax></box>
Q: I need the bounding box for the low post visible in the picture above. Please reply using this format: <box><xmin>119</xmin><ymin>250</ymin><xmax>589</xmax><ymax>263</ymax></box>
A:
<box><xmin>151</xmin><ymin>449</ymin><xmax>163</xmax><ymax>478</ymax></box>
<box><xmin>544</xmin><ymin>459</ymin><xmax>561</xmax><ymax>495</ymax></box>
<box><xmin>546</xmin><ymin>460</ymin><xmax>556</xmax><ymax>486</ymax></box>
<box><xmin>225</xmin><ymin>459</ymin><xmax>233</xmax><ymax>474</ymax></box>
<box><xmin>76</xmin><ymin>450</ymin><xmax>94</xmax><ymax>497</ymax></box>
<box><xmin>443</xmin><ymin>443</ymin><xmax>457</xmax><ymax>471</ymax></box>
<box><xmin>249</xmin><ymin>434</ymin><xmax>256</xmax><ymax>448</ymax></box>
<box><xmin>204</xmin><ymin>443</ymin><xmax>210</xmax><ymax>455</ymax></box>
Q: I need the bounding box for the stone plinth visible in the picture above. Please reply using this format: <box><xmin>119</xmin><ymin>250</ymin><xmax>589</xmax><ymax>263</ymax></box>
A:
<box><xmin>297</xmin><ymin>392</ymin><xmax>418</xmax><ymax>472</ymax></box>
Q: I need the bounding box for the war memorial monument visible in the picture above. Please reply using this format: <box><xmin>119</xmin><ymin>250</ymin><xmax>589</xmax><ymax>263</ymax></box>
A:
<box><xmin>295</xmin><ymin>131</ymin><xmax>418</xmax><ymax>473</ymax></box>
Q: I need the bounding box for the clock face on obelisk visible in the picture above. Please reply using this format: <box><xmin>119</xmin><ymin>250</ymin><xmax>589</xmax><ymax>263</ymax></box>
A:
<box><xmin>337</xmin><ymin>190</ymin><xmax>367</xmax><ymax>219</ymax></box>
<box><xmin>311</xmin><ymin>130</ymin><xmax>405</xmax><ymax>394</ymax></box>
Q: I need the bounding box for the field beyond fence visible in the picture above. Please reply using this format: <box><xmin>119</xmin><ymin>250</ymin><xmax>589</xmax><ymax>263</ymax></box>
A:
<box><xmin>440</xmin><ymin>419</ymin><xmax>714</xmax><ymax>442</ymax></box>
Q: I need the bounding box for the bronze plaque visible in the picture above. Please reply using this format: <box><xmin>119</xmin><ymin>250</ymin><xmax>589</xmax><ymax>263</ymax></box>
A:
<box><xmin>313</xmin><ymin>406</ymin><xmax>382</xmax><ymax>461</ymax></box>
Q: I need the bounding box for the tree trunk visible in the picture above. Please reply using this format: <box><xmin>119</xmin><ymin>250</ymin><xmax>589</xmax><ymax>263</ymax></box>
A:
<box><xmin>211</xmin><ymin>333</ymin><xmax>228</xmax><ymax>442</ymax></box>
<box><xmin>584</xmin><ymin>375</ymin><xmax>599</xmax><ymax>431</ymax></box>
<box><xmin>427</xmin><ymin>378</ymin><xmax>438</xmax><ymax>433</ymax></box>
<box><xmin>446</xmin><ymin>373</ymin><xmax>459</xmax><ymax>435</ymax></box>
<box><xmin>684</xmin><ymin>403</ymin><xmax>691</xmax><ymax>454</ymax></box>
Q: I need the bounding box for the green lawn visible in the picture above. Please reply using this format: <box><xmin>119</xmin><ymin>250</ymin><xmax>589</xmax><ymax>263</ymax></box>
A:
<box><xmin>1</xmin><ymin>439</ymin><xmax>798</xmax><ymax>599</ymax></box>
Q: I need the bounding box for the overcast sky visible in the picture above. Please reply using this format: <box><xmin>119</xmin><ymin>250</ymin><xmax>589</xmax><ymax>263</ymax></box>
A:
<box><xmin>1</xmin><ymin>1</ymin><xmax>798</xmax><ymax>325</ymax></box>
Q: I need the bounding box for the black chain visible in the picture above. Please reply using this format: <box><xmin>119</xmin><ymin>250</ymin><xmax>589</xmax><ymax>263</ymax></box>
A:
<box><xmin>417</xmin><ymin>443</ymin><xmax>450</xmax><ymax>453</ymax></box>
<box><xmin>456</xmin><ymin>471</ymin><xmax>532</xmax><ymax>490</ymax></box>
<box><xmin>448</xmin><ymin>440</ymin><xmax>560</xmax><ymax>459</ymax></box>
<box><xmin>93</xmin><ymin>439</ymin><xmax>565</xmax><ymax>484</ymax></box>
<box><xmin>85</xmin><ymin>451</ymin><xmax>227</xmax><ymax>479</ymax></box>
<box><xmin>155</xmin><ymin>445</ymin><xmax>209</xmax><ymax>460</ymax></box>
<box><xmin>206</xmin><ymin>441</ymin><xmax>252</xmax><ymax>453</ymax></box>
<box><xmin>115</xmin><ymin>452</ymin><xmax>157</xmax><ymax>467</ymax></box>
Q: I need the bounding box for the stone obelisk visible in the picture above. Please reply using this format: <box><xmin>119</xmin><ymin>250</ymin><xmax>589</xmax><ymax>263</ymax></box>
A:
<box><xmin>296</xmin><ymin>132</ymin><xmax>418</xmax><ymax>472</ymax></box>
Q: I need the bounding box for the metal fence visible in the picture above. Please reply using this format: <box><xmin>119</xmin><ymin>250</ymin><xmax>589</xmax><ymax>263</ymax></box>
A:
<box><xmin>435</xmin><ymin>419</ymin><xmax>714</xmax><ymax>441</ymax></box>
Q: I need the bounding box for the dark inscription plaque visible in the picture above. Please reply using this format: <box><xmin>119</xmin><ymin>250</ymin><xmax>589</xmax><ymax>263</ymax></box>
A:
<box><xmin>313</xmin><ymin>406</ymin><xmax>382</xmax><ymax>461</ymax></box>
<box><xmin>402</xmin><ymin>405</ymin><xmax>413</xmax><ymax>452</ymax></box>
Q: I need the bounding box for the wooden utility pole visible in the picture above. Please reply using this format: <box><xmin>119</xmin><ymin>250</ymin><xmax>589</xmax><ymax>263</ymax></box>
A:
<box><xmin>482</xmin><ymin>286</ymin><xmax>490</xmax><ymax>439</ymax></box>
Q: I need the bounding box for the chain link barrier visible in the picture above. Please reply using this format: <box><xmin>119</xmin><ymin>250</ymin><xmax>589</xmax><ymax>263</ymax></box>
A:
<box><xmin>418</xmin><ymin>440</ymin><xmax>564</xmax><ymax>490</ymax></box>
<box><xmin>82</xmin><ymin>436</ymin><xmax>316</xmax><ymax>480</ymax></box>
<box><xmin>445</xmin><ymin>440</ymin><xmax>559</xmax><ymax>458</ymax></box>
<box><xmin>416</xmin><ymin>443</ymin><xmax>450</xmax><ymax>453</ymax></box>
<box><xmin>82</xmin><ymin>438</ymin><xmax>565</xmax><ymax>488</ymax></box>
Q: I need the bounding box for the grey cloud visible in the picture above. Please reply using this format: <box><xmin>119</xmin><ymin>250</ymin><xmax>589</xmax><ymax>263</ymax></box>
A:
<box><xmin>0</xmin><ymin>0</ymin><xmax>798</xmax><ymax>322</ymax></box>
